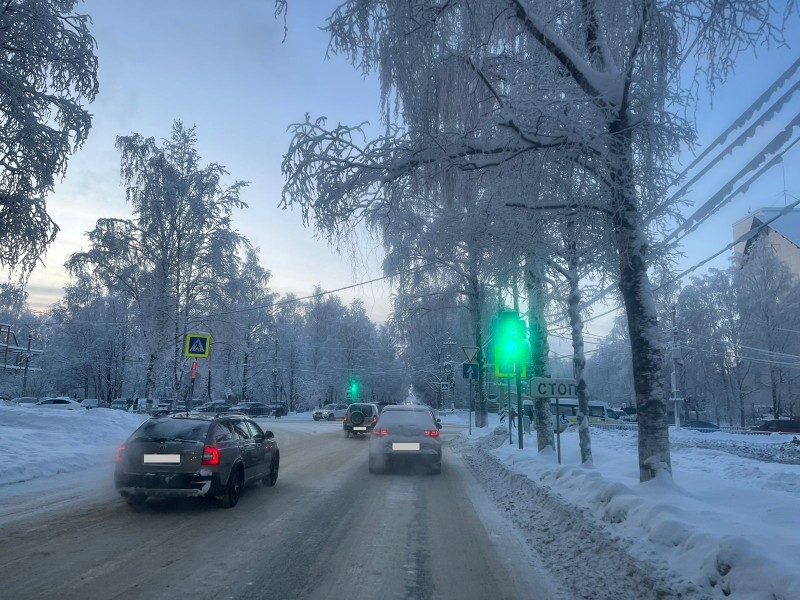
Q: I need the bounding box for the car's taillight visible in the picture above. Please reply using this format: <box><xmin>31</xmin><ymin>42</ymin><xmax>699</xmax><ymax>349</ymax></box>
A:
<box><xmin>424</xmin><ymin>430</ymin><xmax>439</xmax><ymax>437</ymax></box>
<box><xmin>343</xmin><ymin>415</ymin><xmax>349</xmax><ymax>423</ymax></box>
<box><xmin>201</xmin><ymin>446</ymin><xmax>220</xmax><ymax>465</ymax></box>
<box><xmin>373</xmin><ymin>427</ymin><xmax>388</xmax><ymax>436</ymax></box>
<box><xmin>115</xmin><ymin>443</ymin><xmax>126</xmax><ymax>462</ymax></box>
<box><xmin>371</xmin><ymin>416</ymin><xmax>378</xmax><ymax>424</ymax></box>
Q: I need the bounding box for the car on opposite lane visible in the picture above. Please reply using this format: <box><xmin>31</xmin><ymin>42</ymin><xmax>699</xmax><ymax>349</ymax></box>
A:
<box><xmin>114</xmin><ymin>413</ymin><xmax>280</xmax><ymax>508</ymax></box>
<box><xmin>369</xmin><ymin>405</ymin><xmax>442</xmax><ymax>474</ymax></box>
<box><xmin>313</xmin><ymin>403</ymin><xmax>348</xmax><ymax>421</ymax></box>
<box><xmin>343</xmin><ymin>402</ymin><xmax>379</xmax><ymax>437</ymax></box>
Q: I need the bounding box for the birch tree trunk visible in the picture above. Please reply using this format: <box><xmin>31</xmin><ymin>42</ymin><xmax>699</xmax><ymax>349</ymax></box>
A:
<box><xmin>609</xmin><ymin>120</ymin><xmax>671</xmax><ymax>481</ymax></box>
<box><xmin>565</xmin><ymin>221</ymin><xmax>593</xmax><ymax>464</ymax></box>
<box><xmin>525</xmin><ymin>254</ymin><xmax>553</xmax><ymax>451</ymax></box>
<box><xmin>468</xmin><ymin>269</ymin><xmax>488</xmax><ymax>428</ymax></box>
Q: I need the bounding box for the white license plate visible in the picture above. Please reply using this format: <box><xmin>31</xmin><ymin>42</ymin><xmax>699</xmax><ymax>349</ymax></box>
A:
<box><xmin>353</xmin><ymin>426</ymin><xmax>367</xmax><ymax>431</ymax></box>
<box><xmin>392</xmin><ymin>443</ymin><xmax>420</xmax><ymax>451</ymax></box>
<box><xmin>143</xmin><ymin>454</ymin><xmax>181</xmax><ymax>464</ymax></box>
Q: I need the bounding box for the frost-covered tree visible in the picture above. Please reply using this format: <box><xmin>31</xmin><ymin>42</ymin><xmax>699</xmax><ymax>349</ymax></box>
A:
<box><xmin>0</xmin><ymin>0</ymin><xmax>98</xmax><ymax>274</ymax></box>
<box><xmin>736</xmin><ymin>238</ymin><xmax>800</xmax><ymax>420</ymax></box>
<box><xmin>48</xmin><ymin>274</ymin><xmax>131</xmax><ymax>402</ymax></box>
<box><xmin>678</xmin><ymin>270</ymin><xmax>751</xmax><ymax>426</ymax></box>
<box><xmin>211</xmin><ymin>247</ymin><xmax>275</xmax><ymax>402</ymax></box>
<box><xmin>68</xmin><ymin>122</ymin><xmax>248</xmax><ymax>400</ymax></box>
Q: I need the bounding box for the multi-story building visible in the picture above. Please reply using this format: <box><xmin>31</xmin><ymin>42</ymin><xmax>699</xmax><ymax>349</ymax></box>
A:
<box><xmin>732</xmin><ymin>207</ymin><xmax>800</xmax><ymax>276</ymax></box>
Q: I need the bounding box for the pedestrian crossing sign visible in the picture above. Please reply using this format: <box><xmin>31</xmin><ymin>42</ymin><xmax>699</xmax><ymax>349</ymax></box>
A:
<box><xmin>184</xmin><ymin>333</ymin><xmax>211</xmax><ymax>358</ymax></box>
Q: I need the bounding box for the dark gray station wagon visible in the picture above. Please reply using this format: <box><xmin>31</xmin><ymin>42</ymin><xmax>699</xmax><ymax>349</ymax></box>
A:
<box><xmin>115</xmin><ymin>413</ymin><xmax>279</xmax><ymax>508</ymax></box>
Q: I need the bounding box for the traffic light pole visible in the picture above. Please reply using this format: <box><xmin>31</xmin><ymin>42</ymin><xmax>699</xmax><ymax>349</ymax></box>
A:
<box><xmin>516</xmin><ymin>367</ymin><xmax>524</xmax><ymax>450</ymax></box>
<box><xmin>507</xmin><ymin>378</ymin><xmax>512</xmax><ymax>445</ymax></box>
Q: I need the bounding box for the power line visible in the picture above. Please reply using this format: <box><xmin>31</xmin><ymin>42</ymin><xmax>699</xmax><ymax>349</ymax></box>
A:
<box><xmin>19</xmin><ymin>263</ymin><xmax>437</xmax><ymax>327</ymax></box>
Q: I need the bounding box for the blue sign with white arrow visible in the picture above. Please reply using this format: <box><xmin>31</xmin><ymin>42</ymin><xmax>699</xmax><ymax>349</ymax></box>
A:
<box><xmin>462</xmin><ymin>362</ymin><xmax>478</xmax><ymax>379</ymax></box>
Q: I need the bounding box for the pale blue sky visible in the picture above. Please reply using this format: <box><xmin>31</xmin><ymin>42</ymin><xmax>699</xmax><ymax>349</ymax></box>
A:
<box><xmin>24</xmin><ymin>0</ymin><xmax>391</xmax><ymax>318</ymax></box>
<box><xmin>17</xmin><ymin>1</ymin><xmax>800</xmax><ymax>337</ymax></box>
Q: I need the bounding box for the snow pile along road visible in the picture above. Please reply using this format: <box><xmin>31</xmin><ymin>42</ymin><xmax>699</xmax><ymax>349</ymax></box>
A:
<box><xmin>0</xmin><ymin>406</ymin><xmax>148</xmax><ymax>486</ymax></box>
<box><xmin>452</xmin><ymin>422</ymin><xmax>800</xmax><ymax>600</ymax></box>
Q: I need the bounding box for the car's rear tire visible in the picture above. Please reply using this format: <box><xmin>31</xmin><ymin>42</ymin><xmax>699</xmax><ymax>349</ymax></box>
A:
<box><xmin>345</xmin><ymin>429</ymin><xmax>351</xmax><ymax>438</ymax></box>
<box><xmin>123</xmin><ymin>494</ymin><xmax>147</xmax><ymax>506</ymax></box>
<box><xmin>430</xmin><ymin>461</ymin><xmax>442</xmax><ymax>475</ymax></box>
<box><xmin>327</xmin><ymin>414</ymin><xmax>335</xmax><ymax>421</ymax></box>
<box><xmin>263</xmin><ymin>455</ymin><xmax>279</xmax><ymax>487</ymax></box>
<box><xmin>369</xmin><ymin>454</ymin><xmax>386</xmax><ymax>474</ymax></box>
<box><xmin>218</xmin><ymin>467</ymin><xmax>244</xmax><ymax>508</ymax></box>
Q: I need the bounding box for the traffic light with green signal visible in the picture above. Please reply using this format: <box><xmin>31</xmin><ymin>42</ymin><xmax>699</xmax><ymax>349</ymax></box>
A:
<box><xmin>494</xmin><ymin>311</ymin><xmax>528</xmax><ymax>378</ymax></box>
<box><xmin>348</xmin><ymin>377</ymin><xmax>359</xmax><ymax>400</ymax></box>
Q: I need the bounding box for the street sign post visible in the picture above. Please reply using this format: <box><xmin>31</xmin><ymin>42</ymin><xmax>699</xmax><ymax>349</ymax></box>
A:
<box><xmin>527</xmin><ymin>378</ymin><xmax>579</xmax><ymax>464</ymax></box>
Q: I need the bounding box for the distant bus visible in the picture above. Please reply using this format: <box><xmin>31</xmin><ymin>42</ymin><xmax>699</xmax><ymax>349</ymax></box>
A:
<box><xmin>551</xmin><ymin>398</ymin><xmax>620</xmax><ymax>424</ymax></box>
<box><xmin>521</xmin><ymin>398</ymin><xmax>621</xmax><ymax>426</ymax></box>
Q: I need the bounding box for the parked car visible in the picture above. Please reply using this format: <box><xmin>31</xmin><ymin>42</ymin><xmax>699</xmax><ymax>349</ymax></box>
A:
<box><xmin>11</xmin><ymin>396</ymin><xmax>39</xmax><ymax>405</ymax></box>
<box><xmin>313</xmin><ymin>403</ymin><xmax>348</xmax><ymax>421</ymax></box>
<box><xmin>80</xmin><ymin>398</ymin><xmax>101</xmax><ymax>409</ymax></box>
<box><xmin>751</xmin><ymin>419</ymin><xmax>800</xmax><ymax>434</ymax></box>
<box><xmin>229</xmin><ymin>402</ymin><xmax>270</xmax><ymax>416</ymax></box>
<box><xmin>369</xmin><ymin>405</ymin><xmax>442</xmax><ymax>474</ymax></box>
<box><xmin>110</xmin><ymin>399</ymin><xmax>130</xmax><ymax>411</ymax></box>
<box><xmin>192</xmin><ymin>401</ymin><xmax>234</xmax><ymax>414</ymax></box>
<box><xmin>343</xmin><ymin>403</ymin><xmax>380</xmax><ymax>437</ymax></box>
<box><xmin>150</xmin><ymin>403</ymin><xmax>175</xmax><ymax>417</ymax></box>
<box><xmin>682</xmin><ymin>420</ymin><xmax>720</xmax><ymax>432</ymax></box>
<box><xmin>115</xmin><ymin>413</ymin><xmax>280</xmax><ymax>508</ymax></box>
<box><xmin>35</xmin><ymin>397</ymin><xmax>84</xmax><ymax>410</ymax></box>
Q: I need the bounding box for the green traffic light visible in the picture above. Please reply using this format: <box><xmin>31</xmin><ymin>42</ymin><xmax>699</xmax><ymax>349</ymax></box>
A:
<box><xmin>494</xmin><ymin>311</ymin><xmax>528</xmax><ymax>378</ymax></box>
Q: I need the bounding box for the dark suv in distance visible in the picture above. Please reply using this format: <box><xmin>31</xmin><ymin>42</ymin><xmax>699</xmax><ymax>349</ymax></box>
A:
<box><xmin>343</xmin><ymin>403</ymin><xmax>379</xmax><ymax>437</ymax></box>
<box><xmin>115</xmin><ymin>414</ymin><xmax>280</xmax><ymax>508</ymax></box>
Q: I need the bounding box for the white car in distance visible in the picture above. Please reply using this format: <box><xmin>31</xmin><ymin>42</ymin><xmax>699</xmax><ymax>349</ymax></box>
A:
<box><xmin>35</xmin><ymin>397</ymin><xmax>84</xmax><ymax>410</ymax></box>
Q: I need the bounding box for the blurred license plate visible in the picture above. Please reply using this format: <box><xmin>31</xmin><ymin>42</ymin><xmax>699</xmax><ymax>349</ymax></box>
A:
<box><xmin>143</xmin><ymin>454</ymin><xmax>181</xmax><ymax>464</ymax></box>
<box><xmin>354</xmin><ymin>426</ymin><xmax>367</xmax><ymax>431</ymax></box>
<box><xmin>392</xmin><ymin>443</ymin><xmax>420</xmax><ymax>451</ymax></box>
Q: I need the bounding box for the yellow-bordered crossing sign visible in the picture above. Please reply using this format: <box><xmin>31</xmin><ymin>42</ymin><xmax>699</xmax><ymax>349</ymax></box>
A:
<box><xmin>184</xmin><ymin>333</ymin><xmax>211</xmax><ymax>358</ymax></box>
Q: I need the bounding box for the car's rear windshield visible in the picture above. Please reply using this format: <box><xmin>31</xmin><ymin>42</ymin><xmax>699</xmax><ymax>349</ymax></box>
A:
<box><xmin>130</xmin><ymin>419</ymin><xmax>210</xmax><ymax>442</ymax></box>
<box><xmin>351</xmin><ymin>404</ymin><xmax>375</xmax><ymax>415</ymax></box>
<box><xmin>378</xmin><ymin>410</ymin><xmax>434</xmax><ymax>426</ymax></box>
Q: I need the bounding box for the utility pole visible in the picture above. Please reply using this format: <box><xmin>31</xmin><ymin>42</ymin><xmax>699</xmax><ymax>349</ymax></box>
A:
<box><xmin>671</xmin><ymin>306</ymin><xmax>683</xmax><ymax>428</ymax></box>
<box><xmin>272</xmin><ymin>339</ymin><xmax>279</xmax><ymax>405</ymax></box>
<box><xmin>21</xmin><ymin>334</ymin><xmax>32</xmax><ymax>395</ymax></box>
